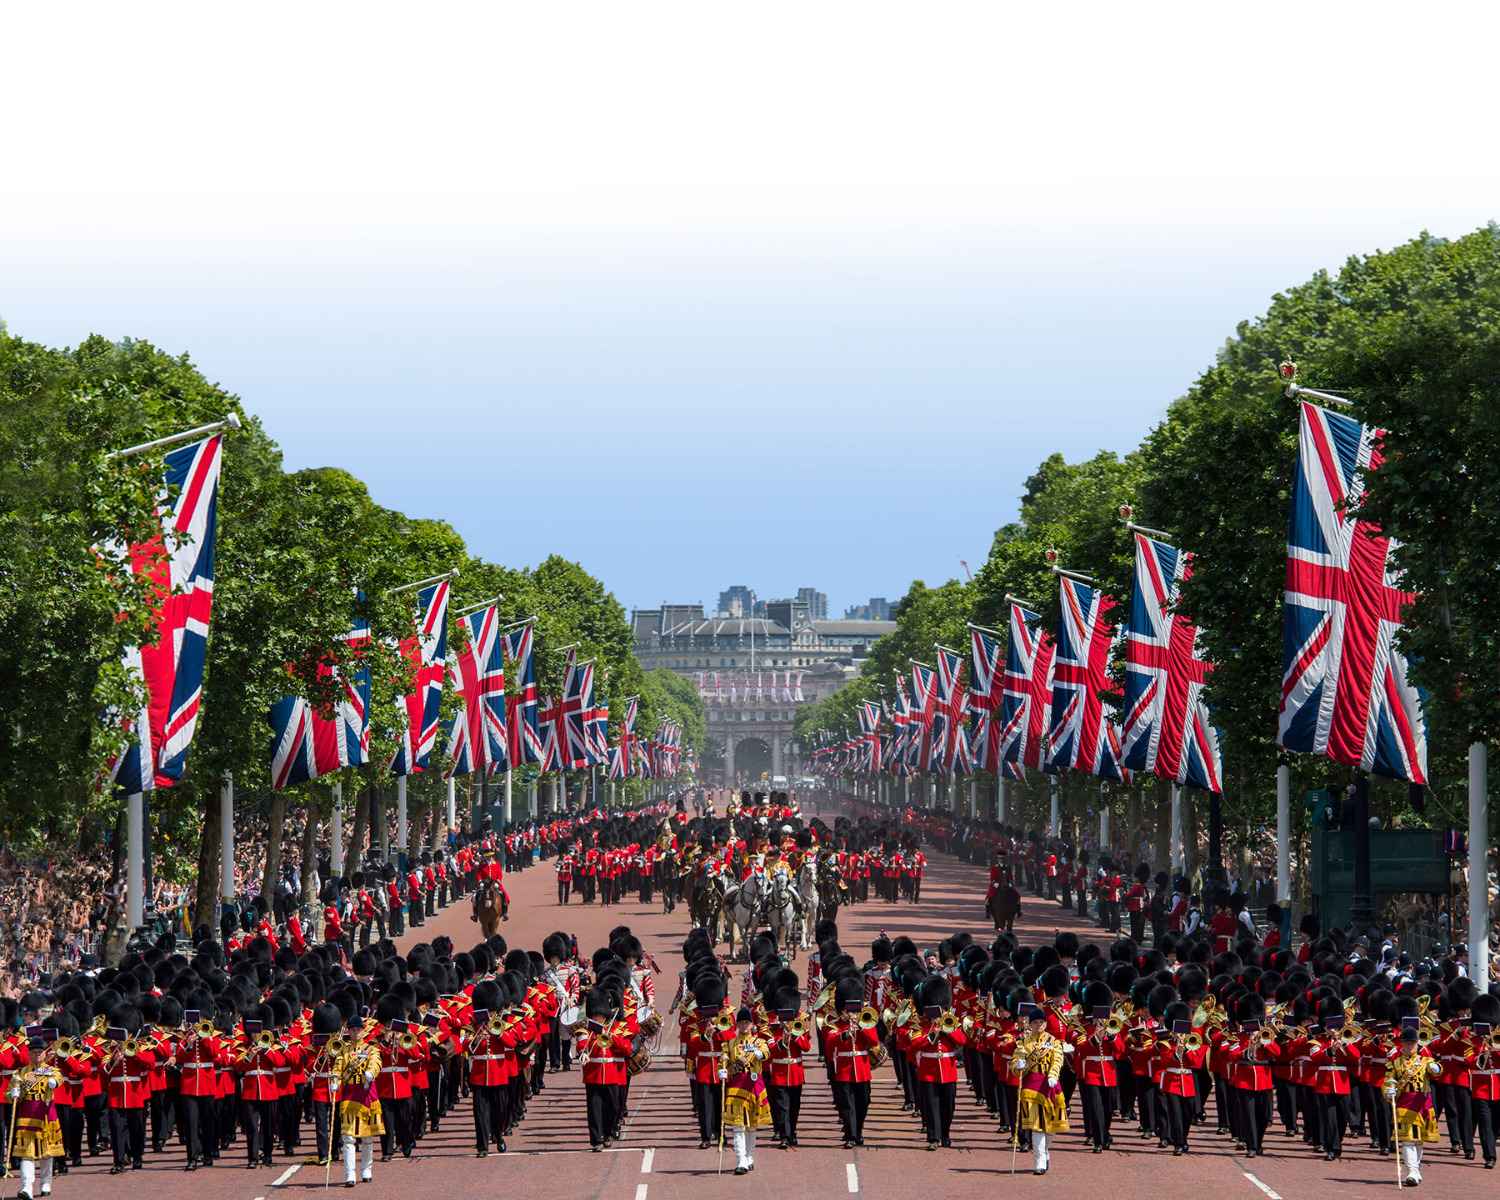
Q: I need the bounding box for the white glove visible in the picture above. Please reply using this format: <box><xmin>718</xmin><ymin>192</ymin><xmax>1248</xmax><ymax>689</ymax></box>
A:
<box><xmin>1383</xmin><ymin>1084</ymin><xmax>1396</xmax><ymax>1099</ymax></box>
<box><xmin>1047</xmin><ymin>1073</ymin><xmax>1060</xmax><ymax>1088</ymax></box>
<box><xmin>1062</xmin><ymin>1043</ymin><xmax>1076</xmax><ymax>1055</ymax></box>
<box><xmin>363</xmin><ymin>1071</ymin><xmax>375</xmax><ymax>1084</ymax></box>
<box><xmin>1012</xmin><ymin>1057</ymin><xmax>1027</xmax><ymax>1072</ymax></box>
<box><xmin>718</xmin><ymin>1069</ymin><xmax>728</xmax><ymax>1080</ymax></box>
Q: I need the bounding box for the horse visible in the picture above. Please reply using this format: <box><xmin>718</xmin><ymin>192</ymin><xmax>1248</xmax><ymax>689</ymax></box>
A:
<box><xmin>472</xmin><ymin>879</ymin><xmax>506</xmax><ymax>938</ymax></box>
<box><xmin>816</xmin><ymin>859</ymin><xmax>846</xmax><ymax>926</ymax></box>
<box><xmin>987</xmin><ymin>880</ymin><xmax>1021</xmax><ymax>932</ymax></box>
<box><xmin>765</xmin><ymin>871</ymin><xmax>800</xmax><ymax>960</ymax></box>
<box><xmin>722</xmin><ymin>872</ymin><xmax>765</xmax><ymax>961</ymax></box>
<box><xmin>796</xmin><ymin>861</ymin><xmax>820</xmax><ymax>950</ymax></box>
<box><xmin>689</xmin><ymin>871</ymin><xmax>726</xmax><ymax>943</ymax></box>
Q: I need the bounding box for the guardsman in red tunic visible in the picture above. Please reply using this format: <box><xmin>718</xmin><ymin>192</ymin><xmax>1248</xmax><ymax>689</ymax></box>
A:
<box><xmin>822</xmin><ymin>986</ymin><xmax>880</xmax><ymax>1148</ymax></box>
<box><xmin>176</xmin><ymin>1012</ymin><xmax>226</xmax><ymax>1170</ymax></box>
<box><xmin>1153</xmin><ymin>1010</ymin><xmax>1208</xmax><ymax>1156</ymax></box>
<box><xmin>577</xmin><ymin>1001</ymin><xmax>633</xmax><ymax>1151</ymax></box>
<box><xmin>907</xmin><ymin>978</ymin><xmax>967</xmax><ymax>1150</ymax></box>
<box><xmin>467</xmin><ymin>1003</ymin><xmax>520</xmax><ymax>1157</ymax></box>
<box><xmin>1125</xmin><ymin>863</ymin><xmax>1150</xmax><ymax>944</ymax></box>
<box><xmin>1307</xmin><ymin>1016</ymin><xmax>1361</xmax><ymax>1161</ymax></box>
<box><xmin>405</xmin><ymin>866</ymin><xmax>425</xmax><ymax>928</ymax></box>
<box><xmin>104</xmin><ymin>1019</ymin><xmax>159</xmax><ymax>1173</ymax></box>
<box><xmin>1223</xmin><ymin>1001</ymin><xmax>1281</xmax><ymax>1158</ymax></box>
<box><xmin>1074</xmin><ymin>983</ymin><xmax>1126</xmax><ymax>1152</ymax></box>
<box><xmin>682</xmin><ymin>977</ymin><xmax>733</xmax><ymax>1149</ymax></box>
<box><xmin>233</xmin><ymin>1018</ymin><xmax>284</xmax><ymax>1168</ymax></box>
<box><xmin>765</xmin><ymin>999</ymin><xmax>812</xmax><ymax>1148</ymax></box>
<box><xmin>555</xmin><ymin>851</ymin><xmax>575</xmax><ymax>905</ymax></box>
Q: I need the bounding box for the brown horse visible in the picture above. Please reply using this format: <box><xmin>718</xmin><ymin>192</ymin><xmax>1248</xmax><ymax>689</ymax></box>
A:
<box><xmin>472</xmin><ymin>880</ymin><xmax>506</xmax><ymax>938</ymax></box>
<box><xmin>987</xmin><ymin>880</ymin><xmax>1021</xmax><ymax>932</ymax></box>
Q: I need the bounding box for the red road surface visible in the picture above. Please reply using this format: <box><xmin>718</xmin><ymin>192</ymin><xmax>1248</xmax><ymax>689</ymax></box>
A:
<box><xmin>61</xmin><ymin>825</ymin><xmax>1487</xmax><ymax>1199</ymax></box>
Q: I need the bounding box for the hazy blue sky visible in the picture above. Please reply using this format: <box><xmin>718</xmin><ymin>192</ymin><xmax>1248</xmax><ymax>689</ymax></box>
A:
<box><xmin>6</xmin><ymin>5</ymin><xmax>1497</xmax><ymax>616</ymax></box>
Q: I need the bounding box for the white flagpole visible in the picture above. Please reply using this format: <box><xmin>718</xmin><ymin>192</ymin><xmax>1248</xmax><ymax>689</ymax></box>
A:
<box><xmin>220</xmin><ymin>772</ymin><xmax>236</xmax><ymax>900</ymax></box>
<box><xmin>108</xmin><ymin>413</ymin><xmax>242</xmax><ymax>460</ymax></box>
<box><xmin>126</xmin><ymin>792</ymin><xmax>145</xmax><ymax>930</ymax></box>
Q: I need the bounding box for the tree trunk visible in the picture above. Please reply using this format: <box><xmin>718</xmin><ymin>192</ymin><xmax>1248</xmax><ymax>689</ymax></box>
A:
<box><xmin>194</xmin><ymin>793</ymin><xmax>223</xmax><ymax>932</ymax></box>
<box><xmin>300</xmin><ymin>801</ymin><xmax>319</xmax><ymax>907</ymax></box>
<box><xmin>349</xmin><ymin>780</ymin><xmax>370</xmax><ymax>870</ymax></box>
<box><xmin>263</xmin><ymin>791</ymin><xmax>287</xmax><ymax>899</ymax></box>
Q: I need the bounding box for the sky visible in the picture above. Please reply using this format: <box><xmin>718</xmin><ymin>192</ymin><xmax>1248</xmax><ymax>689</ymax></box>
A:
<box><xmin>5</xmin><ymin>3</ymin><xmax>1499</xmax><ymax>617</ymax></box>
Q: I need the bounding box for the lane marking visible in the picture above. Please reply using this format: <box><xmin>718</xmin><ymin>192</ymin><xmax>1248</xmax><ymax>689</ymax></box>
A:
<box><xmin>847</xmin><ymin>1162</ymin><xmax>860</xmax><ymax>1193</ymax></box>
<box><xmin>640</xmin><ymin>1148</ymin><xmax>655</xmax><ymax>1174</ymax></box>
<box><xmin>1243</xmin><ymin>1173</ymin><xmax>1282</xmax><ymax>1200</ymax></box>
<box><xmin>271</xmin><ymin>1165</ymin><xmax>301</xmax><ymax>1188</ymax></box>
<box><xmin>635</xmin><ymin>1185</ymin><xmax>649</xmax><ymax>1200</ymax></box>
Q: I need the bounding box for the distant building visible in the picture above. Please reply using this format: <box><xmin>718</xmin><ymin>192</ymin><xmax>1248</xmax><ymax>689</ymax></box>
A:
<box><xmin>717</xmin><ymin>585</ymin><xmax>754</xmax><ymax>618</ymax></box>
<box><xmin>796</xmin><ymin>587</ymin><xmax>828</xmax><ymax>620</ymax></box>
<box><xmin>843</xmin><ymin>596</ymin><xmax>891</xmax><ymax>621</ymax></box>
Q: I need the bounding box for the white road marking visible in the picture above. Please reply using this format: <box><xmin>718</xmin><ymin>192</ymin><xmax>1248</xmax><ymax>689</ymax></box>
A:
<box><xmin>271</xmin><ymin>1165</ymin><xmax>301</xmax><ymax>1188</ymax></box>
<box><xmin>640</xmin><ymin>1148</ymin><xmax>655</xmax><ymax>1174</ymax></box>
<box><xmin>847</xmin><ymin>1162</ymin><xmax>860</xmax><ymax>1193</ymax></box>
<box><xmin>1243</xmin><ymin>1173</ymin><xmax>1282</xmax><ymax>1200</ymax></box>
<box><xmin>635</xmin><ymin>1185</ymin><xmax>649</xmax><ymax>1200</ymax></box>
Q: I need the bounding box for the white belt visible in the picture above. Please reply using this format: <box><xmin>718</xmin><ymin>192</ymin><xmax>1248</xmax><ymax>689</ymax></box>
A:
<box><xmin>588</xmin><ymin>1057</ymin><xmax>621</xmax><ymax>1065</ymax></box>
<box><xmin>917</xmin><ymin>1051</ymin><xmax>955</xmax><ymax>1061</ymax></box>
<box><xmin>1084</xmin><ymin>1056</ymin><xmax>1113</xmax><ymax>1065</ymax></box>
<box><xmin>1163</xmin><ymin>1067</ymin><xmax>1193</xmax><ymax>1075</ymax></box>
<box><xmin>313</xmin><ymin>1072</ymin><xmax>336</xmax><ymax>1081</ymax></box>
<box><xmin>1472</xmin><ymin>1069</ymin><xmax>1500</xmax><ymax>1077</ymax></box>
<box><xmin>114</xmin><ymin>1075</ymin><xmax>144</xmax><ymax>1083</ymax></box>
<box><xmin>244</xmin><ymin>1070</ymin><xmax>273</xmax><ymax>1077</ymax></box>
<box><xmin>1316</xmin><ymin>1065</ymin><xmax>1348</xmax><ymax>1073</ymax></box>
<box><xmin>834</xmin><ymin>1050</ymin><xmax>868</xmax><ymax>1060</ymax></box>
<box><xmin>472</xmin><ymin>1054</ymin><xmax>506</xmax><ymax>1062</ymax></box>
<box><xmin>696</xmin><ymin>1052</ymin><xmax>722</xmax><ymax>1060</ymax></box>
<box><xmin>771</xmin><ymin>1058</ymin><xmax>800</xmax><ymax>1066</ymax></box>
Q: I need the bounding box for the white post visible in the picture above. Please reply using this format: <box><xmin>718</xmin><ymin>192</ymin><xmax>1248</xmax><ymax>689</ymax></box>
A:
<box><xmin>1099</xmin><ymin>783</ymin><xmax>1110</xmax><ymax>849</ymax></box>
<box><xmin>126</xmin><ymin>792</ymin><xmax>145</xmax><ymax>931</ymax></box>
<box><xmin>1170</xmin><ymin>784</ymin><xmax>1184</xmax><ymax>875</ymax></box>
<box><xmin>219</xmin><ymin>772</ymin><xmax>236</xmax><ymax>900</ymax></box>
<box><xmin>1048</xmin><ymin>777</ymin><xmax>1059</xmax><ymax>838</ymax></box>
<box><xmin>446</xmin><ymin>775</ymin><xmax>457</xmax><ymax>838</ymax></box>
<box><xmin>1469</xmin><ymin>742</ymin><xmax>1490</xmax><ymax>991</ymax></box>
<box><xmin>1275</xmin><ymin>764</ymin><xmax>1291</xmax><ymax>903</ymax></box>
<box><xmin>330</xmin><ymin>781</ymin><xmax>345</xmax><ymax>877</ymax></box>
<box><xmin>504</xmin><ymin>769</ymin><xmax>513</xmax><ymax>824</ymax></box>
<box><xmin>967</xmin><ymin>778</ymin><xmax>977</xmax><ymax>819</ymax></box>
<box><xmin>396</xmin><ymin>775</ymin><xmax>408</xmax><ymax>854</ymax></box>
<box><xmin>997</xmin><ymin>776</ymin><xmax>1006</xmax><ymax>824</ymax></box>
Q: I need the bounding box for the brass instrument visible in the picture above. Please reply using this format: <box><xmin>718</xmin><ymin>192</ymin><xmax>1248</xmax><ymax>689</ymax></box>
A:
<box><xmin>1337</xmin><ymin>1024</ymin><xmax>1363</xmax><ymax>1047</ymax></box>
<box><xmin>255</xmin><ymin>1029</ymin><xmax>277</xmax><ymax>1051</ymax></box>
<box><xmin>936</xmin><ymin>1011</ymin><xmax>960</xmax><ymax>1035</ymax></box>
<box><xmin>195</xmin><ymin>1019</ymin><xmax>217</xmax><ymax>1038</ymax></box>
<box><xmin>1182</xmin><ymin>1031</ymin><xmax>1204</xmax><ymax>1053</ymax></box>
<box><xmin>1102</xmin><ymin>1013</ymin><xmax>1127</xmax><ymax>1037</ymax></box>
<box><xmin>396</xmin><ymin>1031</ymin><xmax>420</xmax><ymax>1051</ymax></box>
<box><xmin>52</xmin><ymin>1036</ymin><xmax>78</xmax><ymax>1059</ymax></box>
<box><xmin>121</xmin><ymin>1035</ymin><xmax>143</xmax><ymax>1057</ymax></box>
<box><xmin>857</xmin><ymin>1006</ymin><xmax>880</xmax><ymax>1031</ymax></box>
<box><xmin>712</xmin><ymin>1009</ymin><xmax>735</xmax><ymax>1033</ymax></box>
<box><xmin>786</xmin><ymin>1015</ymin><xmax>809</xmax><ymax>1038</ymax></box>
<box><xmin>488</xmin><ymin>1013</ymin><xmax>508</xmax><ymax>1036</ymax></box>
<box><xmin>811</xmin><ymin>984</ymin><xmax>835</xmax><ymax>1013</ymax></box>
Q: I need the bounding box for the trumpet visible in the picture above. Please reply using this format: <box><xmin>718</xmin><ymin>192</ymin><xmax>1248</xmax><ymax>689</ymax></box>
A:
<box><xmin>857</xmin><ymin>1006</ymin><xmax>880</xmax><ymax>1031</ymax></box>
<box><xmin>195</xmin><ymin>1019</ymin><xmax>217</xmax><ymax>1038</ymax></box>
<box><xmin>255</xmin><ymin>1029</ymin><xmax>278</xmax><ymax>1051</ymax></box>
<box><xmin>712</xmin><ymin>1009</ymin><xmax>735</xmax><ymax>1033</ymax></box>
<box><xmin>786</xmin><ymin>1015</ymin><xmax>809</xmax><ymax>1038</ymax></box>
<box><xmin>1102</xmin><ymin>1013</ymin><xmax>1128</xmax><ymax>1037</ymax></box>
<box><xmin>1181</xmin><ymin>1031</ymin><xmax>1204</xmax><ymax>1053</ymax></box>
<box><xmin>936</xmin><ymin>1011</ymin><xmax>960</xmax><ymax>1035</ymax></box>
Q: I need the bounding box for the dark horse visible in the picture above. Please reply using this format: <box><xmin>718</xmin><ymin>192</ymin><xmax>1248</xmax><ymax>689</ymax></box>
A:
<box><xmin>987</xmin><ymin>879</ymin><xmax>1021</xmax><ymax>932</ymax></box>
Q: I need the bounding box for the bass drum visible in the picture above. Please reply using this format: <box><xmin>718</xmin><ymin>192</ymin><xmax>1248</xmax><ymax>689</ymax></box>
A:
<box><xmin>627</xmin><ymin>1046</ymin><xmax>654</xmax><ymax>1076</ymax></box>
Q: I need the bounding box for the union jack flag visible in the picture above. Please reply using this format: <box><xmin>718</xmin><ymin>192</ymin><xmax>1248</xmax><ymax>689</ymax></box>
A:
<box><xmin>888</xmin><ymin>676</ymin><xmax>912</xmax><ymax>776</ymax></box>
<box><xmin>389</xmin><ymin>578</ymin><xmax>451</xmax><ymax>776</ymax></box>
<box><xmin>501</xmin><ymin>620</ymin><xmax>544</xmax><ymax>765</ymax></box>
<box><xmin>1046</xmin><ymin>575</ymin><xmax>1126</xmax><ymax>780</ymax></box>
<box><xmin>1122</xmin><ymin>533</ymin><xmax>1222</xmax><ymax>791</ymax></box>
<box><xmin>449</xmin><ymin>602</ymin><xmax>508</xmax><ymax>776</ymax></box>
<box><xmin>587</xmin><ymin>695</ymin><xmax>610</xmax><ymax>767</ymax></box>
<box><xmin>858</xmin><ymin>701</ymin><xmax>882</xmax><ymax>774</ymax></box>
<box><xmin>930</xmin><ymin>648</ymin><xmax>973</xmax><ymax>775</ymax></box>
<box><xmin>1279</xmin><ymin>401</ymin><xmax>1427</xmax><ymax>782</ymax></box>
<box><xmin>908</xmin><ymin>662</ymin><xmax>938</xmax><ymax>772</ymax></box>
<box><xmin>269</xmin><ymin>601</ymin><xmax>372</xmax><ymax>790</ymax></box>
<box><xmin>108</xmin><ymin>435</ymin><xmax>225</xmax><ymax>794</ymax></box>
<box><xmin>444</xmin><ymin>707</ymin><xmax>473</xmax><ymax>779</ymax></box>
<box><xmin>535</xmin><ymin>693</ymin><xmax>564</xmax><ymax>771</ymax></box>
<box><xmin>967</xmin><ymin>625</ymin><xmax>1005</xmax><ymax>771</ymax></box>
<box><xmin>561</xmin><ymin>657</ymin><xmax>594</xmax><ymax>770</ymax></box>
<box><xmin>609</xmin><ymin>696</ymin><xmax>639</xmax><ymax>780</ymax></box>
<box><xmin>1000</xmin><ymin>602</ymin><xmax>1053</xmax><ymax>779</ymax></box>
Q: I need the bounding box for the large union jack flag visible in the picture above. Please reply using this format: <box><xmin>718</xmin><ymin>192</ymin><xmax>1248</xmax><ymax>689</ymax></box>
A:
<box><xmin>389</xmin><ymin>578</ymin><xmax>451</xmax><ymax>776</ymax></box>
<box><xmin>858</xmin><ymin>701</ymin><xmax>882</xmax><ymax>774</ymax></box>
<box><xmin>269</xmin><ymin>601</ymin><xmax>372</xmax><ymax>790</ymax></box>
<box><xmin>449</xmin><ymin>602</ymin><xmax>508</xmax><ymax>777</ymax></box>
<box><xmin>907</xmin><ymin>662</ymin><xmax>938</xmax><ymax>772</ymax></box>
<box><xmin>502</xmin><ymin>620</ymin><xmax>545</xmax><ymax>766</ymax></box>
<box><xmin>930</xmin><ymin>648</ymin><xmax>973</xmax><ymax>775</ymax></box>
<box><xmin>1279</xmin><ymin>401</ymin><xmax>1427</xmax><ymax>783</ymax></box>
<box><xmin>1121</xmin><ymin>533</ymin><xmax>1222</xmax><ymax>791</ymax></box>
<box><xmin>1046</xmin><ymin>576</ymin><xmax>1126</xmax><ymax>780</ymax></box>
<box><xmin>967</xmin><ymin>625</ymin><xmax>1005</xmax><ymax>771</ymax></box>
<box><xmin>560</xmin><ymin>656</ymin><xmax>595</xmax><ymax>770</ymax></box>
<box><xmin>999</xmin><ymin>602</ymin><xmax>1053</xmax><ymax>780</ymax></box>
<box><xmin>886</xmin><ymin>677</ymin><xmax>912</xmax><ymax>777</ymax></box>
<box><xmin>609</xmin><ymin>696</ymin><xmax>639</xmax><ymax>780</ymax></box>
<box><xmin>109</xmin><ymin>435</ymin><xmax>225</xmax><ymax>794</ymax></box>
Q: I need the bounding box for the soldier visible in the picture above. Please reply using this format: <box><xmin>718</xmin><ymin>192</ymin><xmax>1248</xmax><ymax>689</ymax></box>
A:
<box><xmin>721</xmin><ymin>1007</ymin><xmax>771</xmax><ymax>1174</ymax></box>
<box><xmin>765</xmin><ymin>990</ymin><xmax>811</xmax><ymax>1149</ymax></box>
<box><xmin>577</xmin><ymin>994</ymin><xmax>633</xmax><ymax>1151</ymax></box>
<box><xmin>1387</xmin><ymin>1019</ymin><xmax>1442</xmax><ymax>1186</ymax></box>
<box><xmin>1012</xmin><ymin>1003</ymin><xmax>1068</xmax><ymax>1175</ymax></box>
<box><xmin>8</xmin><ymin>1029</ymin><xmax>63</xmax><ymax>1200</ymax></box>
<box><xmin>334</xmin><ymin>1018</ymin><xmax>382</xmax><ymax>1187</ymax></box>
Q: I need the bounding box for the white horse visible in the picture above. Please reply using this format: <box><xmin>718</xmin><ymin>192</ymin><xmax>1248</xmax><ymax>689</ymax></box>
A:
<box><xmin>722</xmin><ymin>872</ymin><xmax>765</xmax><ymax>961</ymax></box>
<box><xmin>766</xmin><ymin>871</ymin><xmax>800</xmax><ymax>960</ymax></box>
<box><xmin>796</xmin><ymin>861</ymin><xmax>820</xmax><ymax>950</ymax></box>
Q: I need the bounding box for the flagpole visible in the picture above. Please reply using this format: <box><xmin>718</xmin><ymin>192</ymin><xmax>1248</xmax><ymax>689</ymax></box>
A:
<box><xmin>966</xmin><ymin>621</ymin><xmax>1005</xmax><ymax>637</ymax></box>
<box><xmin>454</xmin><ymin>593</ymin><xmax>503</xmax><ymax>617</ymax></box>
<box><xmin>126</xmin><ymin>791</ymin><xmax>145</xmax><ymax>931</ymax></box>
<box><xmin>220</xmin><ymin>773</ymin><xmax>236</xmax><ymax>900</ymax></box>
<box><xmin>108</xmin><ymin>413</ymin><xmax>242</xmax><ymax>460</ymax></box>
<box><xmin>385</xmin><ymin>568</ymin><xmax>460</xmax><ymax>596</ymax></box>
<box><xmin>1003</xmin><ymin>593</ymin><xmax>1039</xmax><ymax>609</ymax></box>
